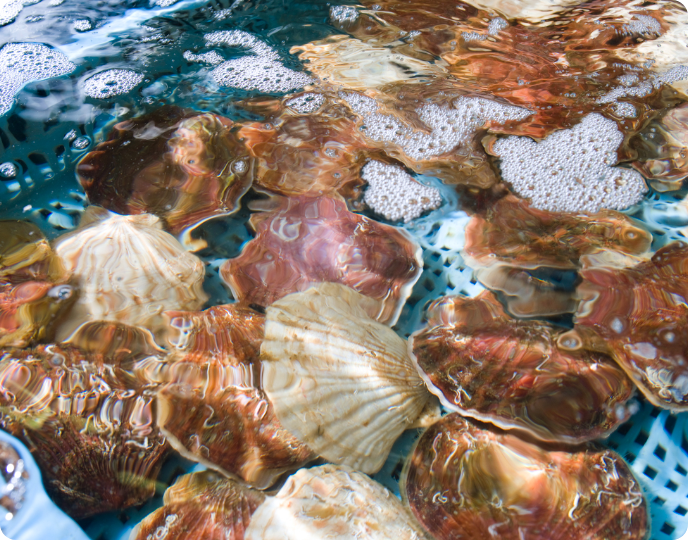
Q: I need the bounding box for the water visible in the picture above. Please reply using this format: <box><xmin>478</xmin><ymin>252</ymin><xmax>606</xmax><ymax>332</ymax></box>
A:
<box><xmin>0</xmin><ymin>0</ymin><xmax>687</xmax><ymax>539</ymax></box>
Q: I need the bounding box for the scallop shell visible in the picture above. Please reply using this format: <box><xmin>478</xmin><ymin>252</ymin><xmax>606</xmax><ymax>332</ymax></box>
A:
<box><xmin>53</xmin><ymin>207</ymin><xmax>208</xmax><ymax>342</ymax></box>
<box><xmin>0</xmin><ymin>341</ymin><xmax>168</xmax><ymax>518</ymax></box>
<box><xmin>410</xmin><ymin>291</ymin><xmax>636</xmax><ymax>444</ymax></box>
<box><xmin>157</xmin><ymin>304</ymin><xmax>314</xmax><ymax>489</ymax></box>
<box><xmin>221</xmin><ymin>195</ymin><xmax>423</xmax><ymax>325</ymax></box>
<box><xmin>77</xmin><ymin>107</ymin><xmax>254</xmax><ymax>245</ymax></box>
<box><xmin>567</xmin><ymin>241</ymin><xmax>688</xmax><ymax>410</ymax></box>
<box><xmin>245</xmin><ymin>464</ymin><xmax>430</xmax><ymax>540</ymax></box>
<box><xmin>260</xmin><ymin>283</ymin><xmax>430</xmax><ymax>474</ymax></box>
<box><xmin>402</xmin><ymin>414</ymin><xmax>649</xmax><ymax>540</ymax></box>
<box><xmin>129</xmin><ymin>471</ymin><xmax>265</xmax><ymax>540</ymax></box>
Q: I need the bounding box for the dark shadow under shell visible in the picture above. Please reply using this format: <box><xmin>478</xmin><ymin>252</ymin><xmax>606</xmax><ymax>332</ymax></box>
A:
<box><xmin>410</xmin><ymin>292</ymin><xmax>636</xmax><ymax>444</ymax></box>
<box><xmin>220</xmin><ymin>195</ymin><xmax>422</xmax><ymax>325</ymax></box>
<box><xmin>402</xmin><ymin>414</ymin><xmax>648</xmax><ymax>540</ymax></box>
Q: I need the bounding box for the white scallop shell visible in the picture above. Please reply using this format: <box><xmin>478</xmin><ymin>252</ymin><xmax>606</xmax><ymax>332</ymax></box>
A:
<box><xmin>260</xmin><ymin>283</ymin><xmax>429</xmax><ymax>474</ymax></box>
<box><xmin>53</xmin><ymin>207</ymin><xmax>208</xmax><ymax>342</ymax></box>
<box><xmin>245</xmin><ymin>464</ymin><xmax>429</xmax><ymax>540</ymax></box>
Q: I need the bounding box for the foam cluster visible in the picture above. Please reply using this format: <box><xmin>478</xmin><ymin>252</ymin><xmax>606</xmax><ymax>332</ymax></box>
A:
<box><xmin>361</xmin><ymin>160</ymin><xmax>441</xmax><ymax>222</ymax></box>
<box><xmin>183</xmin><ymin>50</ymin><xmax>224</xmax><ymax>65</ymax></box>
<box><xmin>618</xmin><ymin>15</ymin><xmax>661</xmax><ymax>37</ymax></box>
<box><xmin>613</xmin><ymin>101</ymin><xmax>637</xmax><ymax>118</ymax></box>
<box><xmin>493</xmin><ymin>113</ymin><xmax>648</xmax><ymax>213</ymax></box>
<box><xmin>73</xmin><ymin>19</ymin><xmax>92</xmax><ymax>32</ymax></box>
<box><xmin>0</xmin><ymin>0</ymin><xmax>41</xmax><ymax>26</ymax></box>
<box><xmin>0</xmin><ymin>42</ymin><xmax>75</xmax><ymax>116</ymax></box>
<box><xmin>83</xmin><ymin>69</ymin><xmax>144</xmax><ymax>99</ymax></box>
<box><xmin>154</xmin><ymin>0</ymin><xmax>179</xmax><ymax>6</ymax></box>
<box><xmin>286</xmin><ymin>93</ymin><xmax>325</xmax><ymax>113</ymax></box>
<box><xmin>487</xmin><ymin>17</ymin><xmax>508</xmax><ymax>35</ymax></box>
<box><xmin>330</xmin><ymin>5</ymin><xmax>358</xmax><ymax>24</ymax></box>
<box><xmin>341</xmin><ymin>92</ymin><xmax>531</xmax><ymax>162</ymax></box>
<box><xmin>597</xmin><ymin>65</ymin><xmax>688</xmax><ymax>112</ymax></box>
<box><xmin>204</xmin><ymin>30</ymin><xmax>313</xmax><ymax>93</ymax></box>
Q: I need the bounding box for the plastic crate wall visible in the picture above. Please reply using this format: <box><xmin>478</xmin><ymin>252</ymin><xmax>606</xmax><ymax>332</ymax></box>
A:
<box><xmin>2</xmin><ymin>134</ymin><xmax>688</xmax><ymax>539</ymax></box>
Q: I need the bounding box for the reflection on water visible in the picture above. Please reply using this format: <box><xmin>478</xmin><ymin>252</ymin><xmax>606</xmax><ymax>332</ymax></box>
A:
<box><xmin>0</xmin><ymin>0</ymin><xmax>687</xmax><ymax>538</ymax></box>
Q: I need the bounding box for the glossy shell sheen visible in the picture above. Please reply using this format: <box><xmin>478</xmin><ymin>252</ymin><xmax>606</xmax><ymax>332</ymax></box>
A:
<box><xmin>260</xmin><ymin>283</ymin><xmax>430</xmax><ymax>474</ymax></box>
<box><xmin>53</xmin><ymin>207</ymin><xmax>207</xmax><ymax>342</ymax></box>
<box><xmin>571</xmin><ymin>241</ymin><xmax>688</xmax><ymax>410</ymax></box>
<box><xmin>402</xmin><ymin>414</ymin><xmax>649</xmax><ymax>540</ymax></box>
<box><xmin>77</xmin><ymin>107</ymin><xmax>254</xmax><ymax>242</ymax></box>
<box><xmin>221</xmin><ymin>195</ymin><xmax>422</xmax><ymax>325</ymax></box>
<box><xmin>0</xmin><ymin>221</ymin><xmax>61</xmax><ymax>281</ymax></box>
<box><xmin>157</xmin><ymin>304</ymin><xmax>314</xmax><ymax>489</ymax></box>
<box><xmin>245</xmin><ymin>464</ymin><xmax>429</xmax><ymax>540</ymax></box>
<box><xmin>129</xmin><ymin>471</ymin><xmax>265</xmax><ymax>540</ymax></box>
<box><xmin>0</xmin><ymin>342</ymin><xmax>168</xmax><ymax>518</ymax></box>
<box><xmin>410</xmin><ymin>292</ymin><xmax>635</xmax><ymax>444</ymax></box>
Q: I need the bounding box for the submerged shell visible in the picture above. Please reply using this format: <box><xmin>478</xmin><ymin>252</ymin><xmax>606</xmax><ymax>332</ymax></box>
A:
<box><xmin>260</xmin><ymin>283</ymin><xmax>430</xmax><ymax>474</ymax></box>
<box><xmin>568</xmin><ymin>241</ymin><xmax>688</xmax><ymax>410</ymax></box>
<box><xmin>157</xmin><ymin>304</ymin><xmax>314</xmax><ymax>489</ymax></box>
<box><xmin>0</xmin><ymin>342</ymin><xmax>168</xmax><ymax>518</ymax></box>
<box><xmin>410</xmin><ymin>292</ymin><xmax>636</xmax><ymax>444</ymax></box>
<box><xmin>245</xmin><ymin>464</ymin><xmax>429</xmax><ymax>540</ymax></box>
<box><xmin>221</xmin><ymin>195</ymin><xmax>422</xmax><ymax>326</ymax></box>
<box><xmin>130</xmin><ymin>471</ymin><xmax>265</xmax><ymax>540</ymax></box>
<box><xmin>403</xmin><ymin>414</ymin><xmax>649</xmax><ymax>540</ymax></box>
<box><xmin>463</xmin><ymin>194</ymin><xmax>652</xmax><ymax>271</ymax></box>
<box><xmin>77</xmin><ymin>107</ymin><xmax>254</xmax><ymax>243</ymax></box>
<box><xmin>53</xmin><ymin>207</ymin><xmax>207</xmax><ymax>342</ymax></box>
<box><xmin>0</xmin><ymin>221</ymin><xmax>61</xmax><ymax>281</ymax></box>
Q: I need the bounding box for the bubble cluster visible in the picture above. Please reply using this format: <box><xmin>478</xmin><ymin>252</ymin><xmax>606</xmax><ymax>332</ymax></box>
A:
<box><xmin>73</xmin><ymin>19</ymin><xmax>92</xmax><ymax>31</ymax></box>
<box><xmin>341</xmin><ymin>92</ymin><xmax>531</xmax><ymax>162</ymax></box>
<box><xmin>286</xmin><ymin>93</ymin><xmax>325</xmax><ymax>113</ymax></box>
<box><xmin>0</xmin><ymin>42</ymin><xmax>75</xmax><ymax>116</ymax></box>
<box><xmin>330</xmin><ymin>5</ymin><xmax>358</xmax><ymax>24</ymax></box>
<box><xmin>204</xmin><ymin>30</ymin><xmax>313</xmax><ymax>93</ymax></box>
<box><xmin>154</xmin><ymin>0</ymin><xmax>179</xmax><ymax>6</ymax></box>
<box><xmin>0</xmin><ymin>162</ymin><xmax>17</xmax><ymax>178</ymax></box>
<box><xmin>182</xmin><ymin>50</ymin><xmax>224</xmax><ymax>65</ymax></box>
<box><xmin>83</xmin><ymin>69</ymin><xmax>144</xmax><ymax>99</ymax></box>
<box><xmin>618</xmin><ymin>15</ymin><xmax>661</xmax><ymax>37</ymax></box>
<box><xmin>494</xmin><ymin>113</ymin><xmax>648</xmax><ymax>213</ymax></box>
<box><xmin>614</xmin><ymin>102</ymin><xmax>637</xmax><ymax>118</ymax></box>
<box><xmin>487</xmin><ymin>17</ymin><xmax>508</xmax><ymax>35</ymax></box>
<box><xmin>361</xmin><ymin>160</ymin><xmax>442</xmax><ymax>222</ymax></box>
<box><xmin>597</xmin><ymin>65</ymin><xmax>688</xmax><ymax>110</ymax></box>
<box><xmin>461</xmin><ymin>32</ymin><xmax>486</xmax><ymax>42</ymax></box>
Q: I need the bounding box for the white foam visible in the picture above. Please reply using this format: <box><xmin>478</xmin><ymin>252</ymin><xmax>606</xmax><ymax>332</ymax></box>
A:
<box><xmin>487</xmin><ymin>17</ymin><xmax>507</xmax><ymax>35</ymax></box>
<box><xmin>73</xmin><ymin>19</ymin><xmax>91</xmax><ymax>31</ymax></box>
<box><xmin>286</xmin><ymin>93</ymin><xmax>324</xmax><ymax>113</ymax></box>
<box><xmin>0</xmin><ymin>42</ymin><xmax>75</xmax><ymax>116</ymax></box>
<box><xmin>494</xmin><ymin>113</ymin><xmax>647</xmax><ymax>213</ymax></box>
<box><xmin>614</xmin><ymin>102</ymin><xmax>637</xmax><ymax>118</ymax></box>
<box><xmin>183</xmin><ymin>50</ymin><xmax>224</xmax><ymax>65</ymax></box>
<box><xmin>83</xmin><ymin>69</ymin><xmax>144</xmax><ymax>98</ymax></box>
<box><xmin>362</xmin><ymin>160</ymin><xmax>441</xmax><ymax>222</ymax></box>
<box><xmin>618</xmin><ymin>14</ymin><xmax>661</xmax><ymax>37</ymax></box>
<box><xmin>330</xmin><ymin>5</ymin><xmax>358</xmax><ymax>24</ymax></box>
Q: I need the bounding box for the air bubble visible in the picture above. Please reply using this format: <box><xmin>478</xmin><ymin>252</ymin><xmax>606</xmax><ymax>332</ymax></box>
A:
<box><xmin>0</xmin><ymin>162</ymin><xmax>17</xmax><ymax>178</ymax></box>
<box><xmin>71</xmin><ymin>136</ymin><xmax>90</xmax><ymax>150</ymax></box>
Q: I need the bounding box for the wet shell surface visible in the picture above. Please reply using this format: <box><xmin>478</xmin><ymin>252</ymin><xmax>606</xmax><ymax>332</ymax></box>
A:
<box><xmin>410</xmin><ymin>292</ymin><xmax>636</xmax><ymax>444</ymax></box>
<box><xmin>0</xmin><ymin>341</ymin><xmax>168</xmax><ymax>518</ymax></box>
<box><xmin>156</xmin><ymin>304</ymin><xmax>315</xmax><ymax>489</ymax></box>
<box><xmin>260</xmin><ymin>283</ymin><xmax>430</xmax><ymax>474</ymax></box>
<box><xmin>245</xmin><ymin>464</ymin><xmax>430</xmax><ymax>540</ymax></box>
<box><xmin>76</xmin><ymin>107</ymin><xmax>254</xmax><ymax>243</ymax></box>
<box><xmin>0</xmin><ymin>221</ymin><xmax>61</xmax><ymax>282</ymax></box>
<box><xmin>129</xmin><ymin>471</ymin><xmax>265</xmax><ymax>540</ymax></box>
<box><xmin>221</xmin><ymin>195</ymin><xmax>423</xmax><ymax>325</ymax></box>
<box><xmin>568</xmin><ymin>241</ymin><xmax>688</xmax><ymax>410</ymax></box>
<box><xmin>53</xmin><ymin>207</ymin><xmax>207</xmax><ymax>342</ymax></box>
<box><xmin>402</xmin><ymin>414</ymin><xmax>649</xmax><ymax>540</ymax></box>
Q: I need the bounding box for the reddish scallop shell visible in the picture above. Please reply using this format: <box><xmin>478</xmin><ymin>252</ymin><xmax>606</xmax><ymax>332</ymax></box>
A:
<box><xmin>0</xmin><ymin>335</ymin><xmax>168</xmax><ymax>518</ymax></box>
<box><xmin>410</xmin><ymin>292</ymin><xmax>636</xmax><ymax>444</ymax></box>
<box><xmin>402</xmin><ymin>414</ymin><xmax>649</xmax><ymax>540</ymax></box>
<box><xmin>76</xmin><ymin>107</ymin><xmax>254</xmax><ymax>243</ymax></box>
<box><xmin>220</xmin><ymin>195</ymin><xmax>423</xmax><ymax>325</ymax></box>
<box><xmin>129</xmin><ymin>471</ymin><xmax>265</xmax><ymax>540</ymax></box>
<box><xmin>567</xmin><ymin>241</ymin><xmax>688</xmax><ymax>410</ymax></box>
<box><xmin>156</xmin><ymin>304</ymin><xmax>315</xmax><ymax>489</ymax></box>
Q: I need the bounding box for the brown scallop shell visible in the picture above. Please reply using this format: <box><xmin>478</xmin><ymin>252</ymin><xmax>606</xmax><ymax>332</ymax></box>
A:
<box><xmin>402</xmin><ymin>414</ymin><xmax>649</xmax><ymax>540</ymax></box>
<box><xmin>76</xmin><ymin>106</ymin><xmax>254</xmax><ymax>244</ymax></box>
<box><xmin>129</xmin><ymin>471</ymin><xmax>265</xmax><ymax>540</ymax></box>
<box><xmin>410</xmin><ymin>291</ymin><xmax>636</xmax><ymax>444</ymax></box>
<box><xmin>220</xmin><ymin>195</ymin><xmax>422</xmax><ymax>326</ymax></box>
<box><xmin>565</xmin><ymin>241</ymin><xmax>688</xmax><ymax>410</ymax></box>
<box><xmin>0</xmin><ymin>338</ymin><xmax>168</xmax><ymax>518</ymax></box>
<box><xmin>156</xmin><ymin>304</ymin><xmax>315</xmax><ymax>489</ymax></box>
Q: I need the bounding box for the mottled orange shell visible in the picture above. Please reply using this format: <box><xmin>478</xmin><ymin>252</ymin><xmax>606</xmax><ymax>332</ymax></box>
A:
<box><xmin>220</xmin><ymin>195</ymin><xmax>423</xmax><ymax>325</ymax></box>
<box><xmin>130</xmin><ymin>471</ymin><xmax>265</xmax><ymax>540</ymax></box>
<box><xmin>0</xmin><ymin>341</ymin><xmax>168</xmax><ymax>518</ymax></box>
<box><xmin>574</xmin><ymin>241</ymin><xmax>688</xmax><ymax>410</ymax></box>
<box><xmin>157</xmin><ymin>304</ymin><xmax>314</xmax><ymax>489</ymax></box>
<box><xmin>77</xmin><ymin>106</ymin><xmax>254</xmax><ymax>240</ymax></box>
<box><xmin>403</xmin><ymin>414</ymin><xmax>649</xmax><ymax>540</ymax></box>
<box><xmin>411</xmin><ymin>292</ymin><xmax>635</xmax><ymax>443</ymax></box>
